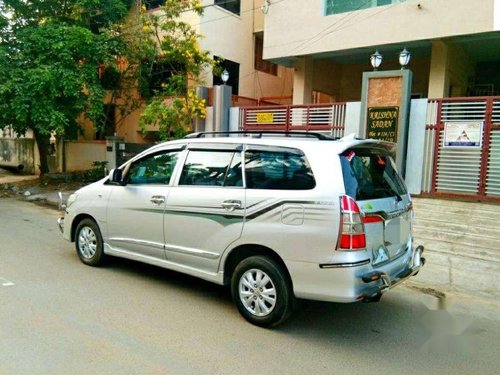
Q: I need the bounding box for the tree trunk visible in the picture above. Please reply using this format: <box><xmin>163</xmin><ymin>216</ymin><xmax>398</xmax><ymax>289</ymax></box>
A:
<box><xmin>33</xmin><ymin>128</ymin><xmax>50</xmax><ymax>176</ymax></box>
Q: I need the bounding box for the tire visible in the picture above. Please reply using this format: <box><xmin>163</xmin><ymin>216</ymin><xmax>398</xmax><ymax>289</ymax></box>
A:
<box><xmin>231</xmin><ymin>256</ymin><xmax>294</xmax><ymax>328</ymax></box>
<box><xmin>75</xmin><ymin>218</ymin><xmax>106</xmax><ymax>267</ymax></box>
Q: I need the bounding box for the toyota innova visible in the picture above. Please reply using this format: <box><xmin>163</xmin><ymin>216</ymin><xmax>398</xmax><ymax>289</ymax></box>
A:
<box><xmin>58</xmin><ymin>131</ymin><xmax>425</xmax><ymax>327</ymax></box>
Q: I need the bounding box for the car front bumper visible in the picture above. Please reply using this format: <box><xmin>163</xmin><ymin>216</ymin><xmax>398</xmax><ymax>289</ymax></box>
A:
<box><xmin>57</xmin><ymin>217</ymin><xmax>64</xmax><ymax>234</ymax></box>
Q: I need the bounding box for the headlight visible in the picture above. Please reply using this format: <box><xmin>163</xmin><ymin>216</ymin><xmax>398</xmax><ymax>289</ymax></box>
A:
<box><xmin>66</xmin><ymin>193</ymin><xmax>78</xmax><ymax>208</ymax></box>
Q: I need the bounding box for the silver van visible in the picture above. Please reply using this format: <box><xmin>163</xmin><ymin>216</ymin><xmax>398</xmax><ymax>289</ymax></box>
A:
<box><xmin>58</xmin><ymin>132</ymin><xmax>424</xmax><ymax>327</ymax></box>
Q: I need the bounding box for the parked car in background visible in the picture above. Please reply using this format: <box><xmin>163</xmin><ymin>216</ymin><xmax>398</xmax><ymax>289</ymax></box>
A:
<box><xmin>58</xmin><ymin>131</ymin><xmax>425</xmax><ymax>327</ymax></box>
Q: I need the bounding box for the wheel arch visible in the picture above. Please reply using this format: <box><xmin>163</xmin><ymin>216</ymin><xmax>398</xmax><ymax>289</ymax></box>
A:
<box><xmin>71</xmin><ymin>214</ymin><xmax>99</xmax><ymax>242</ymax></box>
<box><xmin>222</xmin><ymin>244</ymin><xmax>293</xmax><ymax>288</ymax></box>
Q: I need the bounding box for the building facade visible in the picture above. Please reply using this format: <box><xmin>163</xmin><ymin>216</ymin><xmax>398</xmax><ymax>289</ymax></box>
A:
<box><xmin>109</xmin><ymin>0</ymin><xmax>294</xmax><ymax>144</ymax></box>
<box><xmin>262</xmin><ymin>0</ymin><xmax>500</xmax><ymax>103</ymax></box>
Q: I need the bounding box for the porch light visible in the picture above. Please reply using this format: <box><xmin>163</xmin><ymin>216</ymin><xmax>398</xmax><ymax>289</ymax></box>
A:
<box><xmin>261</xmin><ymin>0</ymin><xmax>270</xmax><ymax>14</ymax></box>
<box><xmin>221</xmin><ymin>69</ymin><xmax>229</xmax><ymax>84</ymax></box>
<box><xmin>370</xmin><ymin>50</ymin><xmax>382</xmax><ymax>70</ymax></box>
<box><xmin>399</xmin><ymin>48</ymin><xmax>411</xmax><ymax>69</ymax></box>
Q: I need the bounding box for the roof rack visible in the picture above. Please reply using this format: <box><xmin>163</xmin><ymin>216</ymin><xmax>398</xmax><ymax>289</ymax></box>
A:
<box><xmin>184</xmin><ymin>131</ymin><xmax>337</xmax><ymax>140</ymax></box>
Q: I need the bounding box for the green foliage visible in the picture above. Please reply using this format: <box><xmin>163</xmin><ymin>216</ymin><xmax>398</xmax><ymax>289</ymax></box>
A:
<box><xmin>0</xmin><ymin>0</ymin><xmax>143</xmax><ymax>174</ymax></box>
<box><xmin>84</xmin><ymin>160</ymin><xmax>109</xmax><ymax>182</ymax></box>
<box><xmin>139</xmin><ymin>0</ymin><xmax>217</xmax><ymax>140</ymax></box>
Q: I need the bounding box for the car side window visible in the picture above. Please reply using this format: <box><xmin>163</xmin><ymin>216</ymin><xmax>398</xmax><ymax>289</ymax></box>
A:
<box><xmin>127</xmin><ymin>151</ymin><xmax>179</xmax><ymax>185</ymax></box>
<box><xmin>179</xmin><ymin>150</ymin><xmax>242</xmax><ymax>187</ymax></box>
<box><xmin>245</xmin><ymin>149</ymin><xmax>315</xmax><ymax>190</ymax></box>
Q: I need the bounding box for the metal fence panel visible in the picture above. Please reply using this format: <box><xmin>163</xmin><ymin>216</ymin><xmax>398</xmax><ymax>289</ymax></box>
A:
<box><xmin>424</xmin><ymin>97</ymin><xmax>500</xmax><ymax>201</ymax></box>
<box><xmin>240</xmin><ymin>103</ymin><xmax>346</xmax><ymax>137</ymax></box>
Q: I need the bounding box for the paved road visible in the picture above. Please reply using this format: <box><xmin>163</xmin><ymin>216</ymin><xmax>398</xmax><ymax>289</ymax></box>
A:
<box><xmin>1</xmin><ymin>198</ymin><xmax>499</xmax><ymax>374</ymax></box>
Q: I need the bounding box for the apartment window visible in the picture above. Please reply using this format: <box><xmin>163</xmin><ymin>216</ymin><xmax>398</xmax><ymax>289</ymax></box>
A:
<box><xmin>95</xmin><ymin>104</ymin><xmax>116</xmax><ymax>141</ymax></box>
<box><xmin>143</xmin><ymin>0</ymin><xmax>165</xmax><ymax>11</ymax></box>
<box><xmin>254</xmin><ymin>35</ymin><xmax>278</xmax><ymax>76</ymax></box>
<box><xmin>215</xmin><ymin>0</ymin><xmax>241</xmax><ymax>16</ymax></box>
<box><xmin>213</xmin><ymin>56</ymin><xmax>240</xmax><ymax>95</ymax></box>
<box><xmin>325</xmin><ymin>0</ymin><xmax>404</xmax><ymax>15</ymax></box>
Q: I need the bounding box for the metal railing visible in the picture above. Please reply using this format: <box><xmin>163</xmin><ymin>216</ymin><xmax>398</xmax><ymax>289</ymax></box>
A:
<box><xmin>240</xmin><ymin>103</ymin><xmax>346</xmax><ymax>138</ymax></box>
<box><xmin>423</xmin><ymin>96</ymin><xmax>500</xmax><ymax>201</ymax></box>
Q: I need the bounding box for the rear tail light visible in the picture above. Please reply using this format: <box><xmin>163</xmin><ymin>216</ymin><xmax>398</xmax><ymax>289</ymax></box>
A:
<box><xmin>338</xmin><ymin>195</ymin><xmax>366</xmax><ymax>251</ymax></box>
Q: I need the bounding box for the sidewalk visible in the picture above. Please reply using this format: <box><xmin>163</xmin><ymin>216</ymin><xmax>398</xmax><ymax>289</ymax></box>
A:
<box><xmin>0</xmin><ymin>168</ymin><xmax>82</xmax><ymax>207</ymax></box>
<box><xmin>0</xmin><ymin>168</ymin><xmax>38</xmax><ymax>184</ymax></box>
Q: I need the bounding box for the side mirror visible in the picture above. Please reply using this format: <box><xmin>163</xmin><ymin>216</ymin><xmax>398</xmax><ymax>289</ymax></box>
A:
<box><xmin>109</xmin><ymin>168</ymin><xmax>125</xmax><ymax>185</ymax></box>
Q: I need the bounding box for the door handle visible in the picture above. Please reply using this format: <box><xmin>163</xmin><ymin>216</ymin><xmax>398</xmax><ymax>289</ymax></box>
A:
<box><xmin>222</xmin><ymin>200</ymin><xmax>242</xmax><ymax>211</ymax></box>
<box><xmin>150</xmin><ymin>195</ymin><xmax>165</xmax><ymax>205</ymax></box>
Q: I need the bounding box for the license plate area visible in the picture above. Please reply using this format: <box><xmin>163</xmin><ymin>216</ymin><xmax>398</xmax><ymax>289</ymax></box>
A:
<box><xmin>372</xmin><ymin>246</ymin><xmax>390</xmax><ymax>266</ymax></box>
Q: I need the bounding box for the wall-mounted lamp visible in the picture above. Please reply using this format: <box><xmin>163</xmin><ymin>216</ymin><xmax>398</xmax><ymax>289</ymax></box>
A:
<box><xmin>370</xmin><ymin>50</ymin><xmax>382</xmax><ymax>71</ymax></box>
<box><xmin>261</xmin><ymin>0</ymin><xmax>270</xmax><ymax>14</ymax></box>
<box><xmin>221</xmin><ymin>69</ymin><xmax>229</xmax><ymax>84</ymax></box>
<box><xmin>399</xmin><ymin>48</ymin><xmax>411</xmax><ymax>69</ymax></box>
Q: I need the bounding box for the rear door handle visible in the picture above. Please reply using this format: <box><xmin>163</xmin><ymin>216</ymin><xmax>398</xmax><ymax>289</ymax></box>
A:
<box><xmin>150</xmin><ymin>195</ymin><xmax>166</xmax><ymax>205</ymax></box>
<box><xmin>222</xmin><ymin>200</ymin><xmax>242</xmax><ymax>211</ymax></box>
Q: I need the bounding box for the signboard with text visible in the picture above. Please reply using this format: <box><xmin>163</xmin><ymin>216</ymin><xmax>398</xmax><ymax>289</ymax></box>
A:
<box><xmin>256</xmin><ymin>112</ymin><xmax>274</xmax><ymax>123</ymax></box>
<box><xmin>443</xmin><ymin>122</ymin><xmax>483</xmax><ymax>148</ymax></box>
<box><xmin>366</xmin><ymin>106</ymin><xmax>399</xmax><ymax>143</ymax></box>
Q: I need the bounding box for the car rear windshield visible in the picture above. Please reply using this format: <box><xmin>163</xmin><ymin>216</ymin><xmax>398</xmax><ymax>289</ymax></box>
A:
<box><xmin>340</xmin><ymin>148</ymin><xmax>407</xmax><ymax>201</ymax></box>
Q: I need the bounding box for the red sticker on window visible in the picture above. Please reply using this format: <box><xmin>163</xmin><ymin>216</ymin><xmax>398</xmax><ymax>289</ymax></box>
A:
<box><xmin>346</xmin><ymin>150</ymin><xmax>356</xmax><ymax>162</ymax></box>
<box><xmin>377</xmin><ymin>155</ymin><xmax>386</xmax><ymax>166</ymax></box>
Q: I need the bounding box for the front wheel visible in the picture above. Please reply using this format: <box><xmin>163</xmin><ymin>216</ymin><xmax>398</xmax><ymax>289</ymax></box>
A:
<box><xmin>75</xmin><ymin>218</ymin><xmax>106</xmax><ymax>266</ymax></box>
<box><xmin>231</xmin><ymin>256</ymin><xmax>294</xmax><ymax>327</ymax></box>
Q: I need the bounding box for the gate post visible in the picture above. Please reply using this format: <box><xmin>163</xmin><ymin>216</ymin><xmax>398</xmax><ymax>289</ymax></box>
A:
<box><xmin>213</xmin><ymin>84</ymin><xmax>232</xmax><ymax>132</ymax></box>
<box><xmin>478</xmin><ymin>98</ymin><xmax>493</xmax><ymax>198</ymax></box>
<box><xmin>105</xmin><ymin>136</ymin><xmax>124</xmax><ymax>170</ymax></box>
<box><xmin>430</xmin><ymin>100</ymin><xmax>443</xmax><ymax>194</ymax></box>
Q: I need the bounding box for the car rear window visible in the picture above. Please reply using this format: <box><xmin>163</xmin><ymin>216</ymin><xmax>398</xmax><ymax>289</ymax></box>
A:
<box><xmin>340</xmin><ymin>148</ymin><xmax>407</xmax><ymax>200</ymax></box>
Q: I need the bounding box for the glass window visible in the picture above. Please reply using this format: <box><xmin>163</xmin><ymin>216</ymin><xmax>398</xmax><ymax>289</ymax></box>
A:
<box><xmin>213</xmin><ymin>56</ymin><xmax>240</xmax><ymax>95</ymax></box>
<box><xmin>340</xmin><ymin>148</ymin><xmax>407</xmax><ymax>200</ymax></box>
<box><xmin>215</xmin><ymin>0</ymin><xmax>241</xmax><ymax>15</ymax></box>
<box><xmin>325</xmin><ymin>0</ymin><xmax>406</xmax><ymax>15</ymax></box>
<box><xmin>245</xmin><ymin>149</ymin><xmax>315</xmax><ymax>190</ymax></box>
<box><xmin>143</xmin><ymin>0</ymin><xmax>165</xmax><ymax>11</ymax></box>
<box><xmin>255</xmin><ymin>35</ymin><xmax>277</xmax><ymax>76</ymax></box>
<box><xmin>127</xmin><ymin>151</ymin><xmax>179</xmax><ymax>185</ymax></box>
<box><xmin>179</xmin><ymin>151</ymin><xmax>242</xmax><ymax>187</ymax></box>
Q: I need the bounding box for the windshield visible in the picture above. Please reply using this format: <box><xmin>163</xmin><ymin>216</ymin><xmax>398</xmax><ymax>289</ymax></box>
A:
<box><xmin>340</xmin><ymin>148</ymin><xmax>407</xmax><ymax>201</ymax></box>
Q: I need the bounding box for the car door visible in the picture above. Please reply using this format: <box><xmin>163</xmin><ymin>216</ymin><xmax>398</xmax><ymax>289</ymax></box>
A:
<box><xmin>163</xmin><ymin>143</ymin><xmax>245</xmax><ymax>274</ymax></box>
<box><xmin>105</xmin><ymin>147</ymin><xmax>182</xmax><ymax>260</ymax></box>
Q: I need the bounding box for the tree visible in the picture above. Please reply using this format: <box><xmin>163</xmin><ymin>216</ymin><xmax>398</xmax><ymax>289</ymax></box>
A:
<box><xmin>138</xmin><ymin>0</ymin><xmax>218</xmax><ymax>140</ymax></box>
<box><xmin>0</xmin><ymin>0</ymin><xmax>140</xmax><ymax>175</ymax></box>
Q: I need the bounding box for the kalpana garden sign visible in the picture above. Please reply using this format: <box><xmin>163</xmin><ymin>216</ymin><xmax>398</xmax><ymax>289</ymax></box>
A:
<box><xmin>366</xmin><ymin>106</ymin><xmax>399</xmax><ymax>143</ymax></box>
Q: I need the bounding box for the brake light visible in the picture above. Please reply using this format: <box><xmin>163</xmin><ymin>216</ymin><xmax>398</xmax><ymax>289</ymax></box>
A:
<box><xmin>362</xmin><ymin>215</ymin><xmax>384</xmax><ymax>224</ymax></box>
<box><xmin>338</xmin><ymin>195</ymin><xmax>366</xmax><ymax>251</ymax></box>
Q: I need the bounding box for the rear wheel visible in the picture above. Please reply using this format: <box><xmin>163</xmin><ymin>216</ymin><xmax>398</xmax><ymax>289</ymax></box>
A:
<box><xmin>231</xmin><ymin>256</ymin><xmax>294</xmax><ymax>327</ymax></box>
<box><xmin>75</xmin><ymin>218</ymin><xmax>106</xmax><ymax>266</ymax></box>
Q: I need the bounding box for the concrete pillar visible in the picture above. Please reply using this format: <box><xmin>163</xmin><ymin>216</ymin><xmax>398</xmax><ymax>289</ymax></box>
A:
<box><xmin>428</xmin><ymin>40</ymin><xmax>450</xmax><ymax>98</ymax></box>
<box><xmin>212</xmin><ymin>85</ymin><xmax>232</xmax><ymax>132</ymax></box>
<box><xmin>105</xmin><ymin>136</ymin><xmax>124</xmax><ymax>170</ymax></box>
<box><xmin>194</xmin><ymin>86</ymin><xmax>209</xmax><ymax>133</ymax></box>
<box><xmin>293</xmin><ymin>57</ymin><xmax>314</xmax><ymax>104</ymax></box>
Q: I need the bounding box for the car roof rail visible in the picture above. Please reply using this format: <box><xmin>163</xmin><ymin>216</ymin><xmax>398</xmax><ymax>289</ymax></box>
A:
<box><xmin>184</xmin><ymin>131</ymin><xmax>337</xmax><ymax>140</ymax></box>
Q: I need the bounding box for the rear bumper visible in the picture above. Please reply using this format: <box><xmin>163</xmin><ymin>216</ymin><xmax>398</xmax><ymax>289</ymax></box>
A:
<box><xmin>359</xmin><ymin>245</ymin><xmax>425</xmax><ymax>300</ymax></box>
<box><xmin>287</xmin><ymin>242</ymin><xmax>425</xmax><ymax>303</ymax></box>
